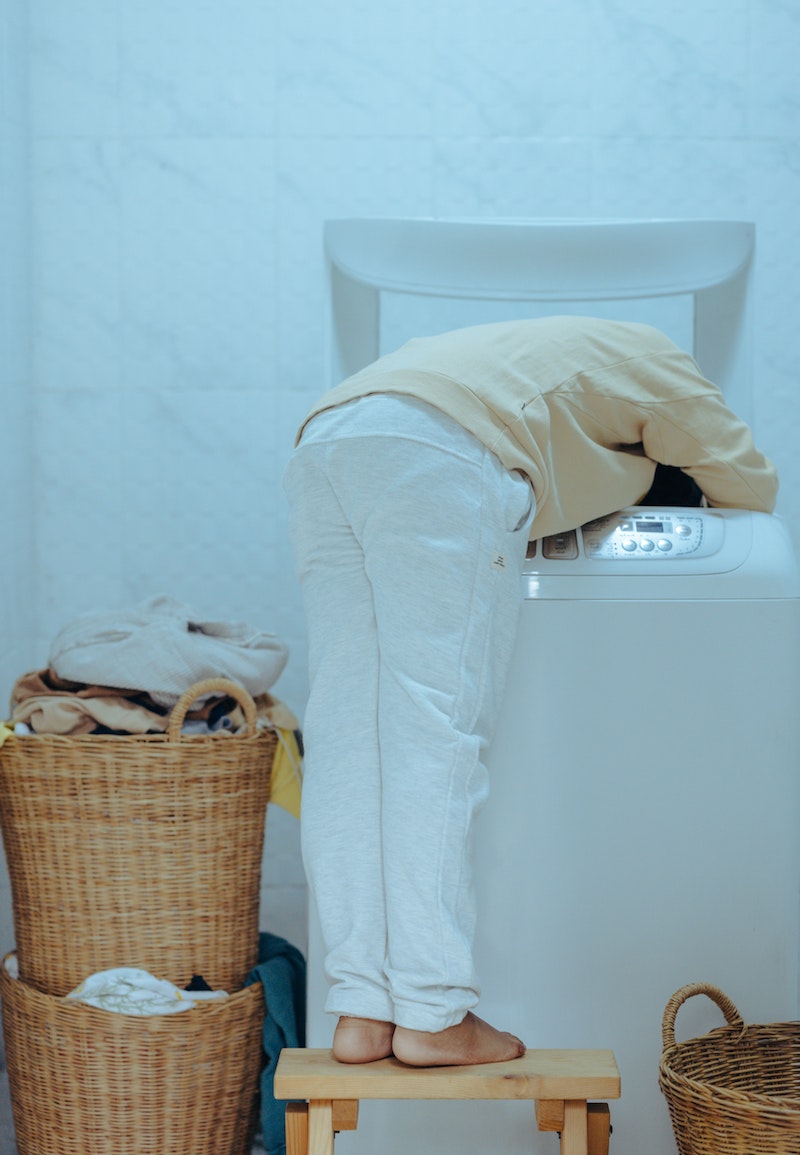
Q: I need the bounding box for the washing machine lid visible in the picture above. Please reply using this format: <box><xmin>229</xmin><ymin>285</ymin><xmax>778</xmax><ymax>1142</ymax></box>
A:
<box><xmin>523</xmin><ymin>508</ymin><xmax>800</xmax><ymax>600</ymax></box>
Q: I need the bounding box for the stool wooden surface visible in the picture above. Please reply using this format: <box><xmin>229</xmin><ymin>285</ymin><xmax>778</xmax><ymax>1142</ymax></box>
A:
<box><xmin>274</xmin><ymin>1048</ymin><xmax>621</xmax><ymax>1155</ymax></box>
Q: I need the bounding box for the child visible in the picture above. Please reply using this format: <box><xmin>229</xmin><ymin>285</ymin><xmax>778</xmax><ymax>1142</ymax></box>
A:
<box><xmin>283</xmin><ymin>316</ymin><xmax>777</xmax><ymax>1066</ymax></box>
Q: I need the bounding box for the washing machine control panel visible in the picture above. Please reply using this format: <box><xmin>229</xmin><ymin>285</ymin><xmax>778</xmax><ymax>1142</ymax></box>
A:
<box><xmin>529</xmin><ymin>509</ymin><xmax>729</xmax><ymax>564</ymax></box>
<box><xmin>580</xmin><ymin>511</ymin><xmax>722</xmax><ymax>559</ymax></box>
<box><xmin>523</xmin><ymin>509</ymin><xmax>793</xmax><ymax>596</ymax></box>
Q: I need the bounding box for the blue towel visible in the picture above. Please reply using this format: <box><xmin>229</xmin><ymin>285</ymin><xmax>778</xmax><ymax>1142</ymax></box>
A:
<box><xmin>245</xmin><ymin>931</ymin><xmax>307</xmax><ymax>1155</ymax></box>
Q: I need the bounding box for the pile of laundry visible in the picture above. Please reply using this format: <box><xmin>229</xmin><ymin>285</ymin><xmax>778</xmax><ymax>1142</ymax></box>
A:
<box><xmin>0</xmin><ymin>594</ymin><xmax>303</xmax><ymax>817</ymax></box>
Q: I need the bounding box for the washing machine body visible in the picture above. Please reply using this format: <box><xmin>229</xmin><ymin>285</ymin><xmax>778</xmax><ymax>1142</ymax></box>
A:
<box><xmin>306</xmin><ymin>506</ymin><xmax>800</xmax><ymax>1155</ymax></box>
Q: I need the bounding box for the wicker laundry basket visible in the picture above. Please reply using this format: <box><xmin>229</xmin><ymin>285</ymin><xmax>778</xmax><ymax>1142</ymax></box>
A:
<box><xmin>0</xmin><ymin>955</ymin><xmax>265</xmax><ymax>1155</ymax></box>
<box><xmin>0</xmin><ymin>678</ymin><xmax>275</xmax><ymax>995</ymax></box>
<box><xmin>659</xmin><ymin>983</ymin><xmax>800</xmax><ymax>1155</ymax></box>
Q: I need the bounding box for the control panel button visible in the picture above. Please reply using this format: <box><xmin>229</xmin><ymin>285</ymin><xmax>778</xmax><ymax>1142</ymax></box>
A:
<box><xmin>621</xmin><ymin>538</ymin><xmax>637</xmax><ymax>552</ymax></box>
<box><xmin>543</xmin><ymin>530</ymin><xmax>578</xmax><ymax>559</ymax></box>
<box><xmin>657</xmin><ymin>538</ymin><xmax>673</xmax><ymax>552</ymax></box>
<box><xmin>639</xmin><ymin>538</ymin><xmax>655</xmax><ymax>552</ymax></box>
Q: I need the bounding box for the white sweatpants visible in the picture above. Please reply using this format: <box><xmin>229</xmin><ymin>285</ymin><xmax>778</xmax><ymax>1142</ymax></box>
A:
<box><xmin>283</xmin><ymin>395</ymin><xmax>534</xmax><ymax>1031</ymax></box>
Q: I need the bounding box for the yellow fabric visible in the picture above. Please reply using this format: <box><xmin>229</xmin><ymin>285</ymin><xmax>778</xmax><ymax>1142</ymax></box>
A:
<box><xmin>268</xmin><ymin>728</ymin><xmax>303</xmax><ymax>819</ymax></box>
<box><xmin>0</xmin><ymin>723</ymin><xmax>13</xmax><ymax>748</ymax></box>
<box><xmin>252</xmin><ymin>693</ymin><xmax>303</xmax><ymax>819</ymax></box>
<box><xmin>298</xmin><ymin>316</ymin><xmax>778</xmax><ymax>539</ymax></box>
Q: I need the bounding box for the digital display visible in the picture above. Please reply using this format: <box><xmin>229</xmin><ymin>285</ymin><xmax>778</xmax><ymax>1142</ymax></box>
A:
<box><xmin>636</xmin><ymin>521</ymin><xmax>664</xmax><ymax>532</ymax></box>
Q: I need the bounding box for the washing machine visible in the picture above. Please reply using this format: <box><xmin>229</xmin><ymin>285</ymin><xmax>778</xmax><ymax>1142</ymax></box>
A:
<box><xmin>306</xmin><ymin>503</ymin><xmax>800</xmax><ymax>1155</ymax></box>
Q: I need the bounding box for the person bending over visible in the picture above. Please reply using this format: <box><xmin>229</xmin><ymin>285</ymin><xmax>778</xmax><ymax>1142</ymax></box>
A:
<box><xmin>283</xmin><ymin>315</ymin><xmax>777</xmax><ymax>1067</ymax></box>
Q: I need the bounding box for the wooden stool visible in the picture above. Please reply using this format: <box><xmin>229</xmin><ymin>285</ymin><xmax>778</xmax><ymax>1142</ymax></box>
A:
<box><xmin>274</xmin><ymin>1048</ymin><xmax>621</xmax><ymax>1155</ymax></box>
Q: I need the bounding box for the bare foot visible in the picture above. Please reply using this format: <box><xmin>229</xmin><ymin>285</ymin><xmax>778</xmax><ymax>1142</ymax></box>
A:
<box><xmin>392</xmin><ymin>1011</ymin><xmax>525</xmax><ymax>1067</ymax></box>
<box><xmin>333</xmin><ymin>1016</ymin><xmax>395</xmax><ymax>1063</ymax></box>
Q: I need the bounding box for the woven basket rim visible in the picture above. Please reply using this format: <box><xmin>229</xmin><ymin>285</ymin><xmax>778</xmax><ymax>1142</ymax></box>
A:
<box><xmin>0</xmin><ymin>957</ymin><xmax>263</xmax><ymax>1022</ymax></box>
<box><xmin>660</xmin><ymin>1021</ymin><xmax>800</xmax><ymax>1114</ymax></box>
<box><xmin>0</xmin><ymin>727</ymin><xmax>274</xmax><ymax>746</ymax></box>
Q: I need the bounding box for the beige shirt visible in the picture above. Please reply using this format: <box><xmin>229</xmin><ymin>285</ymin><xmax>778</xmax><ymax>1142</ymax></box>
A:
<box><xmin>298</xmin><ymin>316</ymin><xmax>778</xmax><ymax>539</ymax></box>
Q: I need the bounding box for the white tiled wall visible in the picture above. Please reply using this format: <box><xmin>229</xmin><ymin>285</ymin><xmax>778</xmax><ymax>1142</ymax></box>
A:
<box><xmin>1</xmin><ymin>2</ymin><xmax>31</xmax><ymax>1146</ymax></box>
<box><xmin>2</xmin><ymin>0</ymin><xmax>800</xmax><ymax>1079</ymax></box>
<box><xmin>0</xmin><ymin>0</ymin><xmax>33</xmax><ymax>973</ymax></box>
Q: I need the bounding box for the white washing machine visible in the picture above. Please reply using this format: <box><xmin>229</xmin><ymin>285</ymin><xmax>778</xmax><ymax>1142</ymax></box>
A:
<box><xmin>307</xmin><ymin>504</ymin><xmax>800</xmax><ymax>1155</ymax></box>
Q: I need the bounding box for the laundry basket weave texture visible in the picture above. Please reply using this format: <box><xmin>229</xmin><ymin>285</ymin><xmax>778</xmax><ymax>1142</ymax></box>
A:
<box><xmin>659</xmin><ymin>983</ymin><xmax>800</xmax><ymax>1155</ymax></box>
<box><xmin>0</xmin><ymin>957</ymin><xmax>265</xmax><ymax>1155</ymax></box>
<box><xmin>0</xmin><ymin>677</ymin><xmax>275</xmax><ymax>995</ymax></box>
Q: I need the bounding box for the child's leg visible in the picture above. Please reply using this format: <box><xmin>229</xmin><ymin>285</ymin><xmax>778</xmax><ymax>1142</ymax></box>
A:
<box><xmin>284</xmin><ymin>441</ymin><xmax>393</xmax><ymax>1028</ymax></box>
<box><xmin>364</xmin><ymin>439</ymin><xmax>531</xmax><ymax>1034</ymax></box>
<box><xmin>286</xmin><ymin>395</ymin><xmax>533</xmax><ymax>1065</ymax></box>
<box><xmin>312</xmin><ymin>403</ymin><xmax>532</xmax><ymax>1034</ymax></box>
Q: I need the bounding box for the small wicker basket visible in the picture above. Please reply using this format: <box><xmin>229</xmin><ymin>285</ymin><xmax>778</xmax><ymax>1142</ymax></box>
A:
<box><xmin>659</xmin><ymin>982</ymin><xmax>800</xmax><ymax>1155</ymax></box>
<box><xmin>0</xmin><ymin>956</ymin><xmax>265</xmax><ymax>1155</ymax></box>
<box><xmin>0</xmin><ymin>677</ymin><xmax>275</xmax><ymax>995</ymax></box>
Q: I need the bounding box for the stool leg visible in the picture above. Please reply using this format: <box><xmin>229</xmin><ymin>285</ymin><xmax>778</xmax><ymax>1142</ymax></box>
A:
<box><xmin>560</xmin><ymin>1101</ymin><xmax>589</xmax><ymax>1155</ymax></box>
<box><xmin>587</xmin><ymin>1103</ymin><xmax>611</xmax><ymax>1155</ymax></box>
<box><xmin>308</xmin><ymin>1100</ymin><xmax>335</xmax><ymax>1155</ymax></box>
<box><xmin>285</xmin><ymin>1102</ymin><xmax>309</xmax><ymax>1155</ymax></box>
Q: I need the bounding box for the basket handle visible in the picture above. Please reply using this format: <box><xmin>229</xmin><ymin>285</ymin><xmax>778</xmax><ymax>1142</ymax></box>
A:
<box><xmin>167</xmin><ymin>678</ymin><xmax>259</xmax><ymax>742</ymax></box>
<box><xmin>661</xmin><ymin>983</ymin><xmax>746</xmax><ymax>1052</ymax></box>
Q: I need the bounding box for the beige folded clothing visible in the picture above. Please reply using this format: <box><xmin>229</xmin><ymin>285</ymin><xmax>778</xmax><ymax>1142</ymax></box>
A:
<box><xmin>49</xmin><ymin>594</ymin><xmax>288</xmax><ymax>706</ymax></box>
<box><xmin>8</xmin><ymin>674</ymin><xmax>227</xmax><ymax>734</ymax></box>
<box><xmin>10</xmin><ymin>669</ymin><xmax>174</xmax><ymax>735</ymax></box>
<box><xmin>9</xmin><ymin>668</ymin><xmax>293</xmax><ymax>737</ymax></box>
